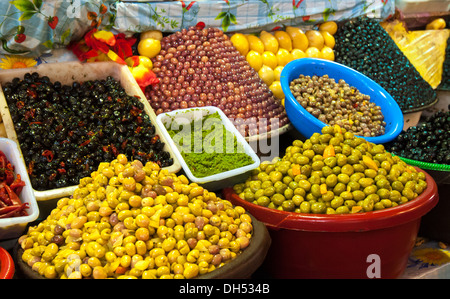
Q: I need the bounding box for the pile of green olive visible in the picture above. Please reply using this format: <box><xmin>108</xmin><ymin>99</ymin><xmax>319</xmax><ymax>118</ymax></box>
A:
<box><xmin>233</xmin><ymin>126</ymin><xmax>427</xmax><ymax>214</ymax></box>
<box><xmin>19</xmin><ymin>155</ymin><xmax>253</xmax><ymax>279</ymax></box>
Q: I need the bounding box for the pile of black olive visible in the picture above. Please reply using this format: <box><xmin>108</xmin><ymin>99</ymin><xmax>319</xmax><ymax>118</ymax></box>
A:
<box><xmin>438</xmin><ymin>35</ymin><xmax>450</xmax><ymax>90</ymax></box>
<box><xmin>385</xmin><ymin>107</ymin><xmax>450</xmax><ymax>165</ymax></box>
<box><xmin>334</xmin><ymin>16</ymin><xmax>436</xmax><ymax>112</ymax></box>
<box><xmin>2</xmin><ymin>73</ymin><xmax>173</xmax><ymax>190</ymax></box>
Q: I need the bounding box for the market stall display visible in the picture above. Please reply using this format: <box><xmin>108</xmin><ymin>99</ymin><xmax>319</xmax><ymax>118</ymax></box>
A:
<box><xmin>281</xmin><ymin>58</ymin><xmax>403</xmax><ymax>143</ymax></box>
<box><xmin>0</xmin><ymin>61</ymin><xmax>181</xmax><ymax>201</ymax></box>
<box><xmin>0</xmin><ymin>0</ymin><xmax>448</xmax><ymax>280</ymax></box>
<box><xmin>145</xmin><ymin>26</ymin><xmax>288</xmax><ymax>138</ymax></box>
<box><xmin>16</xmin><ymin>157</ymin><xmax>270</xmax><ymax>279</ymax></box>
<box><xmin>156</xmin><ymin>106</ymin><xmax>260</xmax><ymax>191</ymax></box>
<box><xmin>334</xmin><ymin>16</ymin><xmax>437</xmax><ymax>113</ymax></box>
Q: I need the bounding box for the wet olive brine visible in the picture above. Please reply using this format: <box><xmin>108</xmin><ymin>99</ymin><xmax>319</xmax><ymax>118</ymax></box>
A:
<box><xmin>2</xmin><ymin>73</ymin><xmax>173</xmax><ymax>191</ymax></box>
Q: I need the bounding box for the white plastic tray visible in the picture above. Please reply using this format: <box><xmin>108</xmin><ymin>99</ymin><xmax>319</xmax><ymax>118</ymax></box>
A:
<box><xmin>156</xmin><ymin>106</ymin><xmax>260</xmax><ymax>191</ymax></box>
<box><xmin>0</xmin><ymin>138</ymin><xmax>39</xmax><ymax>240</ymax></box>
<box><xmin>0</xmin><ymin>61</ymin><xmax>181</xmax><ymax>201</ymax></box>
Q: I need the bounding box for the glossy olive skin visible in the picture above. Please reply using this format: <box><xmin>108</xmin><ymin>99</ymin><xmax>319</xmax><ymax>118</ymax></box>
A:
<box><xmin>234</xmin><ymin>125</ymin><xmax>427</xmax><ymax>214</ymax></box>
<box><xmin>3</xmin><ymin>73</ymin><xmax>173</xmax><ymax>190</ymax></box>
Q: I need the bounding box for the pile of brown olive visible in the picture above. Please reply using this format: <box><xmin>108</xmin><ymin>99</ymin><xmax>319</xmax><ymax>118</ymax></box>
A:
<box><xmin>233</xmin><ymin>125</ymin><xmax>427</xmax><ymax>214</ymax></box>
<box><xmin>19</xmin><ymin>155</ymin><xmax>252</xmax><ymax>279</ymax></box>
<box><xmin>289</xmin><ymin>74</ymin><xmax>386</xmax><ymax>137</ymax></box>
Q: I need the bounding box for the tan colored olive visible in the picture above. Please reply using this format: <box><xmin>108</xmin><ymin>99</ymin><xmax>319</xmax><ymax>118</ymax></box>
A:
<box><xmin>20</xmin><ymin>159</ymin><xmax>253</xmax><ymax>279</ymax></box>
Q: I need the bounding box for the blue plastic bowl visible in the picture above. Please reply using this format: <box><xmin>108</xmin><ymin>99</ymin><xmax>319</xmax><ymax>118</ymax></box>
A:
<box><xmin>280</xmin><ymin>58</ymin><xmax>403</xmax><ymax>144</ymax></box>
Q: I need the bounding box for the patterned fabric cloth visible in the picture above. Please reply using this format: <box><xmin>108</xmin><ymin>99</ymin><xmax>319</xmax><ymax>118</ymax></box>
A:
<box><xmin>0</xmin><ymin>0</ymin><xmax>394</xmax><ymax>57</ymax></box>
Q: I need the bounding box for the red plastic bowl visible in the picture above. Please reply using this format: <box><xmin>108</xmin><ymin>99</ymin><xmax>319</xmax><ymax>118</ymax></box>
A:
<box><xmin>0</xmin><ymin>246</ymin><xmax>14</xmax><ymax>279</ymax></box>
<box><xmin>224</xmin><ymin>168</ymin><xmax>439</xmax><ymax>279</ymax></box>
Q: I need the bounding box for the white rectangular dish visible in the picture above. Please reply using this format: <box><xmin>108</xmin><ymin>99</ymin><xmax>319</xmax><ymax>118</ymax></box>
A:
<box><xmin>0</xmin><ymin>138</ymin><xmax>39</xmax><ymax>240</ymax></box>
<box><xmin>156</xmin><ymin>106</ymin><xmax>260</xmax><ymax>191</ymax></box>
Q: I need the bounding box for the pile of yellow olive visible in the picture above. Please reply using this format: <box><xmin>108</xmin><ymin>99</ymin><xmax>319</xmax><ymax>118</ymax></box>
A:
<box><xmin>19</xmin><ymin>155</ymin><xmax>252</xmax><ymax>279</ymax></box>
<box><xmin>233</xmin><ymin>126</ymin><xmax>427</xmax><ymax>214</ymax></box>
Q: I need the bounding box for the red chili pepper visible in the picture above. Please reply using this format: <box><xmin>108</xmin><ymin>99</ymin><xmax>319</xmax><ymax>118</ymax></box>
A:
<box><xmin>110</xmin><ymin>144</ymin><xmax>118</xmax><ymax>156</ymax></box>
<box><xmin>27</xmin><ymin>161</ymin><xmax>34</xmax><ymax>175</ymax></box>
<box><xmin>57</xmin><ymin>168</ymin><xmax>66</xmax><ymax>174</ymax></box>
<box><xmin>10</xmin><ymin>174</ymin><xmax>25</xmax><ymax>196</ymax></box>
<box><xmin>16</xmin><ymin>101</ymin><xmax>25</xmax><ymax>109</ymax></box>
<box><xmin>135</xmin><ymin>127</ymin><xmax>142</xmax><ymax>134</ymax></box>
<box><xmin>48</xmin><ymin>173</ymin><xmax>57</xmax><ymax>181</ymax></box>
<box><xmin>102</xmin><ymin>145</ymin><xmax>109</xmax><ymax>152</ymax></box>
<box><xmin>121</xmin><ymin>140</ymin><xmax>128</xmax><ymax>149</ymax></box>
<box><xmin>42</xmin><ymin>150</ymin><xmax>54</xmax><ymax>162</ymax></box>
<box><xmin>80</xmin><ymin>139</ymin><xmax>91</xmax><ymax>146</ymax></box>
<box><xmin>0</xmin><ymin>203</ymin><xmax>29</xmax><ymax>218</ymax></box>
<box><xmin>4</xmin><ymin>184</ymin><xmax>21</xmax><ymax>206</ymax></box>
<box><xmin>150</xmin><ymin>135</ymin><xmax>159</xmax><ymax>144</ymax></box>
<box><xmin>29</xmin><ymin>122</ymin><xmax>42</xmax><ymax>125</ymax></box>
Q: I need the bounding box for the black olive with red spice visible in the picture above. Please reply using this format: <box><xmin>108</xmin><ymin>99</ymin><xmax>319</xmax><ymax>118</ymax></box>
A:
<box><xmin>2</xmin><ymin>73</ymin><xmax>173</xmax><ymax>191</ymax></box>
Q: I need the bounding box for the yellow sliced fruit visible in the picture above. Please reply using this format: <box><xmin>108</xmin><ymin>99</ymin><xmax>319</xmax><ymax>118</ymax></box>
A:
<box><xmin>258</xmin><ymin>65</ymin><xmax>275</xmax><ymax>86</ymax></box>
<box><xmin>320</xmin><ymin>31</ymin><xmax>335</xmax><ymax>49</ymax></box>
<box><xmin>286</xmin><ymin>26</ymin><xmax>308</xmax><ymax>52</ymax></box>
<box><xmin>260</xmin><ymin>31</ymin><xmax>279</xmax><ymax>53</ymax></box>
<box><xmin>269</xmin><ymin>81</ymin><xmax>284</xmax><ymax>100</ymax></box>
<box><xmin>319</xmin><ymin>21</ymin><xmax>338</xmax><ymax>35</ymax></box>
<box><xmin>273</xmin><ymin>65</ymin><xmax>284</xmax><ymax>81</ymax></box>
<box><xmin>426</xmin><ymin>18</ymin><xmax>446</xmax><ymax>30</ymax></box>
<box><xmin>291</xmin><ymin>48</ymin><xmax>306</xmax><ymax>60</ymax></box>
<box><xmin>230</xmin><ymin>33</ymin><xmax>250</xmax><ymax>56</ymax></box>
<box><xmin>305</xmin><ymin>47</ymin><xmax>321</xmax><ymax>58</ymax></box>
<box><xmin>305</xmin><ymin>30</ymin><xmax>324</xmax><ymax>50</ymax></box>
<box><xmin>246</xmin><ymin>50</ymin><xmax>263</xmax><ymax>71</ymax></box>
<box><xmin>140</xmin><ymin>30</ymin><xmax>163</xmax><ymax>41</ymax></box>
<box><xmin>246</xmin><ymin>34</ymin><xmax>265</xmax><ymax>54</ymax></box>
<box><xmin>262</xmin><ymin>51</ymin><xmax>278</xmax><ymax>69</ymax></box>
<box><xmin>138</xmin><ymin>38</ymin><xmax>161</xmax><ymax>58</ymax></box>
<box><xmin>321</xmin><ymin>46</ymin><xmax>335</xmax><ymax>61</ymax></box>
<box><xmin>274</xmin><ymin>31</ymin><xmax>292</xmax><ymax>51</ymax></box>
<box><xmin>276</xmin><ymin>48</ymin><xmax>293</xmax><ymax>66</ymax></box>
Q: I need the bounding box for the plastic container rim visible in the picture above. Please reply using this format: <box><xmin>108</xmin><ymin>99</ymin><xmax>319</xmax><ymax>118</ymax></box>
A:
<box><xmin>280</xmin><ymin>58</ymin><xmax>404</xmax><ymax>144</ymax></box>
<box><xmin>224</xmin><ymin>167</ymin><xmax>438</xmax><ymax>232</ymax></box>
<box><xmin>0</xmin><ymin>246</ymin><xmax>14</xmax><ymax>279</ymax></box>
<box><xmin>156</xmin><ymin>106</ymin><xmax>260</xmax><ymax>184</ymax></box>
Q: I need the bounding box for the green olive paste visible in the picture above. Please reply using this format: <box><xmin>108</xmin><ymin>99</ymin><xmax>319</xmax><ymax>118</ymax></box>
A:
<box><xmin>167</xmin><ymin>112</ymin><xmax>254</xmax><ymax>178</ymax></box>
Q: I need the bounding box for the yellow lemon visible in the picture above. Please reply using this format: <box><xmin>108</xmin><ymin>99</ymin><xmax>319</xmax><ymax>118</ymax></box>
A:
<box><xmin>319</xmin><ymin>21</ymin><xmax>338</xmax><ymax>35</ymax></box>
<box><xmin>260</xmin><ymin>31</ymin><xmax>279</xmax><ymax>53</ymax></box>
<box><xmin>274</xmin><ymin>31</ymin><xmax>292</xmax><ymax>51</ymax></box>
<box><xmin>273</xmin><ymin>65</ymin><xmax>284</xmax><ymax>81</ymax></box>
<box><xmin>276</xmin><ymin>48</ymin><xmax>293</xmax><ymax>66</ymax></box>
<box><xmin>291</xmin><ymin>48</ymin><xmax>306</xmax><ymax>60</ymax></box>
<box><xmin>230</xmin><ymin>33</ymin><xmax>250</xmax><ymax>56</ymax></box>
<box><xmin>246</xmin><ymin>50</ymin><xmax>263</xmax><ymax>71</ymax></box>
<box><xmin>426</xmin><ymin>18</ymin><xmax>446</xmax><ymax>30</ymax></box>
<box><xmin>138</xmin><ymin>38</ymin><xmax>161</xmax><ymax>58</ymax></box>
<box><xmin>140</xmin><ymin>30</ymin><xmax>163</xmax><ymax>41</ymax></box>
<box><xmin>139</xmin><ymin>56</ymin><xmax>153</xmax><ymax>69</ymax></box>
<box><xmin>321</xmin><ymin>46</ymin><xmax>335</xmax><ymax>61</ymax></box>
<box><xmin>269</xmin><ymin>81</ymin><xmax>284</xmax><ymax>100</ymax></box>
<box><xmin>305</xmin><ymin>30</ymin><xmax>324</xmax><ymax>50</ymax></box>
<box><xmin>320</xmin><ymin>31</ymin><xmax>335</xmax><ymax>49</ymax></box>
<box><xmin>262</xmin><ymin>51</ymin><xmax>278</xmax><ymax>69</ymax></box>
<box><xmin>246</xmin><ymin>34</ymin><xmax>265</xmax><ymax>54</ymax></box>
<box><xmin>258</xmin><ymin>65</ymin><xmax>275</xmax><ymax>86</ymax></box>
<box><xmin>286</xmin><ymin>26</ymin><xmax>309</xmax><ymax>52</ymax></box>
<box><xmin>305</xmin><ymin>47</ymin><xmax>322</xmax><ymax>58</ymax></box>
